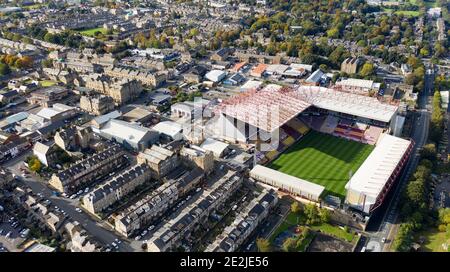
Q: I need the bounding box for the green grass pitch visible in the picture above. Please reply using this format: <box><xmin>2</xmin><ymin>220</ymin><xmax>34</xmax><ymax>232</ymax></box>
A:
<box><xmin>268</xmin><ymin>130</ymin><xmax>374</xmax><ymax>199</ymax></box>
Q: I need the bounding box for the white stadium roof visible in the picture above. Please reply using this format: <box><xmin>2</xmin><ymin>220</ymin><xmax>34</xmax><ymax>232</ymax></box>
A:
<box><xmin>296</xmin><ymin>86</ymin><xmax>398</xmax><ymax>123</ymax></box>
<box><xmin>345</xmin><ymin>134</ymin><xmax>411</xmax><ymax>211</ymax></box>
<box><xmin>250</xmin><ymin>165</ymin><xmax>325</xmax><ymax>199</ymax></box>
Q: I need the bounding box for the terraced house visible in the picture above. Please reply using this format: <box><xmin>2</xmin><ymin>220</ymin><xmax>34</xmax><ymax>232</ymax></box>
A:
<box><xmin>105</xmin><ymin>67</ymin><xmax>166</xmax><ymax>88</ymax></box>
<box><xmin>49</xmin><ymin>144</ymin><xmax>127</xmax><ymax>193</ymax></box>
<box><xmin>82</xmin><ymin>164</ymin><xmax>152</xmax><ymax>215</ymax></box>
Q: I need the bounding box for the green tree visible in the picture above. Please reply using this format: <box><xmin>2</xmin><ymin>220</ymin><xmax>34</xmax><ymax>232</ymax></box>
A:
<box><xmin>291</xmin><ymin>201</ymin><xmax>301</xmax><ymax>214</ymax></box>
<box><xmin>319</xmin><ymin>208</ymin><xmax>331</xmax><ymax>223</ymax></box>
<box><xmin>304</xmin><ymin>204</ymin><xmax>320</xmax><ymax>225</ymax></box>
<box><xmin>0</xmin><ymin>62</ymin><xmax>11</xmax><ymax>75</ymax></box>
<box><xmin>359</xmin><ymin>63</ymin><xmax>375</xmax><ymax>78</ymax></box>
<box><xmin>28</xmin><ymin>156</ymin><xmax>42</xmax><ymax>173</ymax></box>
<box><xmin>256</xmin><ymin>238</ymin><xmax>271</xmax><ymax>252</ymax></box>
<box><xmin>282</xmin><ymin>237</ymin><xmax>297</xmax><ymax>252</ymax></box>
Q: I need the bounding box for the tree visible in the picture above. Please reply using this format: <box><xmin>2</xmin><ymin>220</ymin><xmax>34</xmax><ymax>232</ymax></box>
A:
<box><xmin>0</xmin><ymin>63</ymin><xmax>11</xmax><ymax>75</ymax></box>
<box><xmin>359</xmin><ymin>62</ymin><xmax>375</xmax><ymax>78</ymax></box>
<box><xmin>28</xmin><ymin>156</ymin><xmax>42</xmax><ymax>173</ymax></box>
<box><xmin>319</xmin><ymin>208</ymin><xmax>331</xmax><ymax>223</ymax></box>
<box><xmin>282</xmin><ymin>237</ymin><xmax>297</xmax><ymax>252</ymax></box>
<box><xmin>256</xmin><ymin>238</ymin><xmax>271</xmax><ymax>252</ymax></box>
<box><xmin>291</xmin><ymin>201</ymin><xmax>301</xmax><ymax>214</ymax></box>
<box><xmin>392</xmin><ymin>223</ymin><xmax>414</xmax><ymax>252</ymax></box>
<box><xmin>42</xmin><ymin>59</ymin><xmax>53</xmax><ymax>68</ymax></box>
<box><xmin>304</xmin><ymin>204</ymin><xmax>320</xmax><ymax>225</ymax></box>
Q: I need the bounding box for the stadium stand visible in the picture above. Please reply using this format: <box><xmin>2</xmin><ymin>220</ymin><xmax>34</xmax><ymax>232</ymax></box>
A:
<box><xmin>320</xmin><ymin>115</ymin><xmax>339</xmax><ymax>133</ymax></box>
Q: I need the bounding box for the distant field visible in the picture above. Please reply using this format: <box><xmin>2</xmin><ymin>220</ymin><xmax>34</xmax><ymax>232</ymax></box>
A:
<box><xmin>383</xmin><ymin>8</ymin><xmax>421</xmax><ymax>17</ymax></box>
<box><xmin>79</xmin><ymin>27</ymin><xmax>107</xmax><ymax>37</ymax></box>
<box><xmin>268</xmin><ymin>131</ymin><xmax>374</xmax><ymax>199</ymax></box>
<box><xmin>40</xmin><ymin>80</ymin><xmax>57</xmax><ymax>87</ymax></box>
<box><xmin>395</xmin><ymin>10</ymin><xmax>421</xmax><ymax>16</ymax></box>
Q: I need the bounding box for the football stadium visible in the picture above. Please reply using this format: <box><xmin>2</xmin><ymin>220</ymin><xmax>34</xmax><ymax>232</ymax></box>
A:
<box><xmin>215</xmin><ymin>85</ymin><xmax>414</xmax><ymax>215</ymax></box>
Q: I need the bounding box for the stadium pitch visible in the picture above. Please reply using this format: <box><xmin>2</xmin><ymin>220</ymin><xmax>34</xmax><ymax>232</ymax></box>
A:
<box><xmin>268</xmin><ymin>130</ymin><xmax>374</xmax><ymax>199</ymax></box>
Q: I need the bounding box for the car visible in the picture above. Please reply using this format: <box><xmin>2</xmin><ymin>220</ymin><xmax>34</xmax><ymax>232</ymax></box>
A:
<box><xmin>134</xmin><ymin>235</ymin><xmax>141</xmax><ymax>241</ymax></box>
<box><xmin>77</xmin><ymin>190</ymin><xmax>83</xmax><ymax>195</ymax></box>
<box><xmin>111</xmin><ymin>242</ymin><xmax>118</xmax><ymax>248</ymax></box>
<box><xmin>186</xmin><ymin>195</ymin><xmax>191</xmax><ymax>201</ymax></box>
<box><xmin>0</xmin><ymin>229</ymin><xmax>3</xmax><ymax>235</ymax></box>
<box><xmin>105</xmin><ymin>248</ymin><xmax>111</xmax><ymax>252</ymax></box>
<box><xmin>70</xmin><ymin>194</ymin><xmax>77</xmax><ymax>199</ymax></box>
<box><xmin>75</xmin><ymin>208</ymin><xmax>82</xmax><ymax>213</ymax></box>
<box><xmin>84</xmin><ymin>187</ymin><xmax>89</xmax><ymax>193</ymax></box>
<box><xmin>246</xmin><ymin>242</ymin><xmax>254</xmax><ymax>251</ymax></box>
<box><xmin>381</xmin><ymin>237</ymin><xmax>386</xmax><ymax>243</ymax></box>
<box><xmin>61</xmin><ymin>193</ymin><xmax>67</xmax><ymax>198</ymax></box>
<box><xmin>141</xmin><ymin>230</ymin><xmax>148</xmax><ymax>236</ymax></box>
<box><xmin>147</xmin><ymin>225</ymin><xmax>155</xmax><ymax>231</ymax></box>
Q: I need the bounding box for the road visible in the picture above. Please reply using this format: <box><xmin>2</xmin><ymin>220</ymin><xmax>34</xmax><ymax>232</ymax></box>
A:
<box><xmin>1</xmin><ymin>148</ymin><xmax>135</xmax><ymax>252</ymax></box>
<box><xmin>365</xmin><ymin>69</ymin><xmax>434</xmax><ymax>252</ymax></box>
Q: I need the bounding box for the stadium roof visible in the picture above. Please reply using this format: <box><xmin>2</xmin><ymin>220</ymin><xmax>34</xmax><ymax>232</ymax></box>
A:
<box><xmin>296</xmin><ymin>86</ymin><xmax>398</xmax><ymax>123</ymax></box>
<box><xmin>250</xmin><ymin>165</ymin><xmax>325</xmax><ymax>199</ymax></box>
<box><xmin>345</xmin><ymin>134</ymin><xmax>411</xmax><ymax>206</ymax></box>
<box><xmin>215</xmin><ymin>85</ymin><xmax>398</xmax><ymax>132</ymax></box>
<box><xmin>215</xmin><ymin>85</ymin><xmax>312</xmax><ymax>132</ymax></box>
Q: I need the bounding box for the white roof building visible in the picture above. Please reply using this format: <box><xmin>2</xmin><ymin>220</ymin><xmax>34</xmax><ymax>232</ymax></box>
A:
<box><xmin>205</xmin><ymin>70</ymin><xmax>227</xmax><ymax>83</ymax></box>
<box><xmin>345</xmin><ymin>134</ymin><xmax>412</xmax><ymax>214</ymax></box>
<box><xmin>36</xmin><ymin>108</ymin><xmax>61</xmax><ymax>120</ymax></box>
<box><xmin>98</xmin><ymin>119</ymin><xmax>159</xmax><ymax>151</ymax></box>
<box><xmin>152</xmin><ymin>121</ymin><xmax>184</xmax><ymax>141</ymax></box>
<box><xmin>200</xmin><ymin>138</ymin><xmax>230</xmax><ymax>158</ymax></box>
<box><xmin>240</xmin><ymin>80</ymin><xmax>263</xmax><ymax>91</ymax></box>
<box><xmin>265</xmin><ymin>64</ymin><xmax>289</xmax><ymax>75</ymax></box>
<box><xmin>250</xmin><ymin>165</ymin><xmax>325</xmax><ymax>202</ymax></box>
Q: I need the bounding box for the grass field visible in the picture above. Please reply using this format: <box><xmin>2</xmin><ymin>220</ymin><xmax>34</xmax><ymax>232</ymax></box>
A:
<box><xmin>268</xmin><ymin>131</ymin><xmax>374</xmax><ymax>199</ymax></box>
<box><xmin>269</xmin><ymin>210</ymin><xmax>357</xmax><ymax>246</ymax></box>
<box><xmin>417</xmin><ymin>228</ymin><xmax>450</xmax><ymax>252</ymax></box>
<box><xmin>79</xmin><ymin>27</ymin><xmax>107</xmax><ymax>37</ymax></box>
